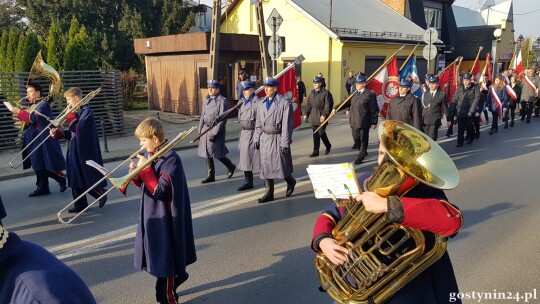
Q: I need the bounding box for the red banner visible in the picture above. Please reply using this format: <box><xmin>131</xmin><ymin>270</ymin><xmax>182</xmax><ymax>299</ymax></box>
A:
<box><xmin>257</xmin><ymin>67</ymin><xmax>302</xmax><ymax>129</ymax></box>
<box><xmin>366</xmin><ymin>57</ymin><xmax>399</xmax><ymax>118</ymax></box>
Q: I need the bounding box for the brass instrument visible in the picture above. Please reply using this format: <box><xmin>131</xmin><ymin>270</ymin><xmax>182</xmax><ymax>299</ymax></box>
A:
<box><xmin>314</xmin><ymin>120</ymin><xmax>460</xmax><ymax>304</ymax></box>
<box><xmin>28</xmin><ymin>50</ymin><xmax>62</xmax><ymax>101</ymax></box>
<box><xmin>9</xmin><ymin>88</ymin><xmax>102</xmax><ymax>169</ymax></box>
<box><xmin>57</xmin><ymin>126</ymin><xmax>197</xmax><ymax>224</ymax></box>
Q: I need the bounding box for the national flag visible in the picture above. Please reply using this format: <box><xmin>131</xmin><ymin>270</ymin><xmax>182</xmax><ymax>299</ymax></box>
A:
<box><xmin>514</xmin><ymin>50</ymin><xmax>523</xmax><ymax>75</ymax></box>
<box><xmin>399</xmin><ymin>55</ymin><xmax>422</xmax><ymax>98</ymax></box>
<box><xmin>366</xmin><ymin>57</ymin><xmax>399</xmax><ymax>118</ymax></box>
<box><xmin>478</xmin><ymin>53</ymin><xmax>492</xmax><ymax>90</ymax></box>
<box><xmin>257</xmin><ymin>66</ymin><xmax>302</xmax><ymax>129</ymax></box>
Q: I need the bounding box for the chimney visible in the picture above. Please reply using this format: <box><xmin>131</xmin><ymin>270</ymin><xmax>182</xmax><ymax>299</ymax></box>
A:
<box><xmin>380</xmin><ymin>0</ymin><xmax>406</xmax><ymax>16</ymax></box>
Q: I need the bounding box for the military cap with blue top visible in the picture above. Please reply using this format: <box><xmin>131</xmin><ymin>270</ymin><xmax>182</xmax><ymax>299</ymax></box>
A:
<box><xmin>399</xmin><ymin>79</ymin><xmax>412</xmax><ymax>87</ymax></box>
<box><xmin>428</xmin><ymin>75</ymin><xmax>439</xmax><ymax>83</ymax></box>
<box><xmin>356</xmin><ymin>73</ymin><xmax>367</xmax><ymax>83</ymax></box>
<box><xmin>207</xmin><ymin>79</ymin><xmax>220</xmax><ymax>88</ymax></box>
<box><xmin>241</xmin><ymin>80</ymin><xmax>255</xmax><ymax>90</ymax></box>
<box><xmin>263</xmin><ymin>76</ymin><xmax>279</xmax><ymax>87</ymax></box>
<box><xmin>462</xmin><ymin>73</ymin><xmax>473</xmax><ymax>80</ymax></box>
<box><xmin>313</xmin><ymin>76</ymin><xmax>323</xmax><ymax>83</ymax></box>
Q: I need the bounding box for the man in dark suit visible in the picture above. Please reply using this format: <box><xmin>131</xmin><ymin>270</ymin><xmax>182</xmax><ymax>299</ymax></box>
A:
<box><xmin>422</xmin><ymin>76</ymin><xmax>448</xmax><ymax>141</ymax></box>
<box><xmin>387</xmin><ymin>80</ymin><xmax>423</xmax><ymax>131</ymax></box>
<box><xmin>451</xmin><ymin>73</ymin><xmax>480</xmax><ymax>147</ymax></box>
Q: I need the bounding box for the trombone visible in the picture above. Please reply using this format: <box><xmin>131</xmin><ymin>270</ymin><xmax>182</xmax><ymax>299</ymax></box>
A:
<box><xmin>9</xmin><ymin>88</ymin><xmax>102</xmax><ymax>169</ymax></box>
<box><xmin>57</xmin><ymin>126</ymin><xmax>197</xmax><ymax>224</ymax></box>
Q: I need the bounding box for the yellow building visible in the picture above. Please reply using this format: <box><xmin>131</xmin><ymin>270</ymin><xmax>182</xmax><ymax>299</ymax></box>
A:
<box><xmin>222</xmin><ymin>0</ymin><xmax>433</xmax><ymax>102</ymax></box>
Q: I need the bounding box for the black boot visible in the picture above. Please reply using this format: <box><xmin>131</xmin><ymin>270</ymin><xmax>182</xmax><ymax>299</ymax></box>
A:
<box><xmin>504</xmin><ymin>121</ymin><xmax>508</xmax><ymax>129</ymax></box>
<box><xmin>258</xmin><ymin>179</ymin><xmax>274</xmax><ymax>203</ymax></box>
<box><xmin>285</xmin><ymin>176</ymin><xmax>296</xmax><ymax>197</ymax></box>
<box><xmin>201</xmin><ymin>158</ymin><xmax>215</xmax><ymax>184</ymax></box>
<box><xmin>218</xmin><ymin>157</ymin><xmax>236</xmax><ymax>178</ymax></box>
<box><xmin>237</xmin><ymin>171</ymin><xmax>254</xmax><ymax>191</ymax></box>
<box><xmin>510</xmin><ymin>119</ymin><xmax>514</xmax><ymax>127</ymax></box>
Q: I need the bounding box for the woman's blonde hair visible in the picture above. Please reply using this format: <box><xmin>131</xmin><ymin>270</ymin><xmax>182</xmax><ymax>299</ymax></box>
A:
<box><xmin>134</xmin><ymin>117</ymin><xmax>165</xmax><ymax>141</ymax></box>
<box><xmin>493</xmin><ymin>76</ymin><xmax>504</xmax><ymax>89</ymax></box>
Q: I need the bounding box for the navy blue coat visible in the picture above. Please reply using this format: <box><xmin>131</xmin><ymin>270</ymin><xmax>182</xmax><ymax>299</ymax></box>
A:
<box><xmin>486</xmin><ymin>87</ymin><xmax>509</xmax><ymax>113</ymax></box>
<box><xmin>133</xmin><ymin>150</ymin><xmax>197</xmax><ymax>277</ymax></box>
<box><xmin>0</xmin><ymin>232</ymin><xmax>96</xmax><ymax>304</ymax></box>
<box><xmin>21</xmin><ymin>101</ymin><xmax>66</xmax><ymax>171</ymax></box>
<box><xmin>63</xmin><ymin>106</ymin><xmax>107</xmax><ymax>189</ymax></box>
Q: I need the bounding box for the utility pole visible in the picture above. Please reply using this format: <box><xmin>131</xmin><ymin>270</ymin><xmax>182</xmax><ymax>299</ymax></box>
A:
<box><xmin>255</xmin><ymin>2</ymin><xmax>270</xmax><ymax>78</ymax></box>
<box><xmin>209</xmin><ymin>0</ymin><xmax>221</xmax><ymax>80</ymax></box>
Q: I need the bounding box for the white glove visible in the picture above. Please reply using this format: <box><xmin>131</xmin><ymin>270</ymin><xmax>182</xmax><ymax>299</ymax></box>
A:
<box><xmin>475</xmin><ymin>112</ymin><xmax>480</xmax><ymax>117</ymax></box>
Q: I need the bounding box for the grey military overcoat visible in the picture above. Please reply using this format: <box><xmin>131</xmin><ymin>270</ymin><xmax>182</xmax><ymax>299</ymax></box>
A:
<box><xmin>197</xmin><ymin>94</ymin><xmax>229</xmax><ymax>158</ymax></box>
<box><xmin>236</xmin><ymin>95</ymin><xmax>261</xmax><ymax>172</ymax></box>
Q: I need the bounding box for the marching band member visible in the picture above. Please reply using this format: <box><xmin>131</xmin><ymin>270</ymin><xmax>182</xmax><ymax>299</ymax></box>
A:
<box><xmin>253</xmin><ymin>77</ymin><xmax>296</xmax><ymax>203</ymax></box>
<box><xmin>422</xmin><ymin>75</ymin><xmax>448</xmax><ymax>141</ymax></box>
<box><xmin>520</xmin><ymin>66</ymin><xmax>539</xmax><ymax>123</ymax></box>
<box><xmin>304</xmin><ymin>76</ymin><xmax>333</xmax><ymax>157</ymax></box>
<box><xmin>486</xmin><ymin>76</ymin><xmax>509</xmax><ymax>133</ymax></box>
<box><xmin>507</xmin><ymin>74</ymin><xmax>521</xmax><ymax>127</ymax></box>
<box><xmin>450</xmin><ymin>73</ymin><xmax>479</xmax><ymax>147</ymax></box>
<box><xmin>50</xmin><ymin>87</ymin><xmax>107</xmax><ymax>213</ymax></box>
<box><xmin>0</xmin><ymin>223</ymin><xmax>96</xmax><ymax>303</ymax></box>
<box><xmin>236</xmin><ymin>81</ymin><xmax>260</xmax><ymax>191</ymax></box>
<box><xmin>197</xmin><ymin>80</ymin><xmax>236</xmax><ymax>183</ymax></box>
<box><xmin>311</xmin><ymin>136</ymin><xmax>462</xmax><ymax>303</ymax></box>
<box><xmin>9</xmin><ymin>82</ymin><xmax>67</xmax><ymax>197</ymax></box>
<box><xmin>129</xmin><ymin>118</ymin><xmax>197</xmax><ymax>304</ymax></box>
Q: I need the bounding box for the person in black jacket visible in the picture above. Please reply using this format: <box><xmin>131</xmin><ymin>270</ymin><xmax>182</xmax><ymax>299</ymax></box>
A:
<box><xmin>387</xmin><ymin>80</ymin><xmax>423</xmax><ymax>131</ymax></box>
<box><xmin>331</xmin><ymin>73</ymin><xmax>378</xmax><ymax>164</ymax></box>
<box><xmin>295</xmin><ymin>75</ymin><xmax>306</xmax><ymax>104</ymax></box>
<box><xmin>422</xmin><ymin>76</ymin><xmax>448</xmax><ymax>141</ymax></box>
<box><xmin>304</xmin><ymin>76</ymin><xmax>332</xmax><ymax>157</ymax></box>
<box><xmin>450</xmin><ymin>73</ymin><xmax>480</xmax><ymax>147</ymax></box>
<box><xmin>508</xmin><ymin>74</ymin><xmax>521</xmax><ymax>127</ymax></box>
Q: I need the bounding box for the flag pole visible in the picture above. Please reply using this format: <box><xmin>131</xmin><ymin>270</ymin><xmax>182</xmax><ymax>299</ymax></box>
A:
<box><xmin>314</xmin><ymin>45</ymin><xmax>405</xmax><ymax>134</ymax></box>
<box><xmin>436</xmin><ymin>56</ymin><xmax>463</xmax><ymax>77</ymax></box>
<box><xmin>399</xmin><ymin>42</ymin><xmax>420</xmax><ymax>72</ymax></box>
<box><xmin>469</xmin><ymin>46</ymin><xmax>484</xmax><ymax>73</ymax></box>
<box><xmin>508</xmin><ymin>49</ymin><xmax>516</xmax><ymax>71</ymax></box>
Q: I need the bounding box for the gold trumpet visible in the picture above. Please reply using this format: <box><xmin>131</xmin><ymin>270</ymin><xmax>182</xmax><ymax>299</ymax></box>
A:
<box><xmin>57</xmin><ymin>126</ymin><xmax>197</xmax><ymax>224</ymax></box>
<box><xmin>314</xmin><ymin>120</ymin><xmax>460</xmax><ymax>304</ymax></box>
<box><xmin>9</xmin><ymin>88</ymin><xmax>102</xmax><ymax>169</ymax></box>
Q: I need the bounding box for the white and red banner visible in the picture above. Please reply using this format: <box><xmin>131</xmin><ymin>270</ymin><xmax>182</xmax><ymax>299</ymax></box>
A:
<box><xmin>524</xmin><ymin>75</ymin><xmax>538</xmax><ymax>93</ymax></box>
<box><xmin>512</xmin><ymin>50</ymin><xmax>523</xmax><ymax>76</ymax></box>
<box><xmin>505</xmin><ymin>85</ymin><xmax>517</xmax><ymax>100</ymax></box>
<box><xmin>257</xmin><ymin>67</ymin><xmax>302</xmax><ymax>129</ymax></box>
<box><xmin>366</xmin><ymin>57</ymin><xmax>399</xmax><ymax>118</ymax></box>
<box><xmin>490</xmin><ymin>86</ymin><xmax>502</xmax><ymax>118</ymax></box>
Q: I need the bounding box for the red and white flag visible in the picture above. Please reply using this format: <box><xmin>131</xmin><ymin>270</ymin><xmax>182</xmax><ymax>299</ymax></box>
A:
<box><xmin>478</xmin><ymin>53</ymin><xmax>492</xmax><ymax>85</ymax></box>
<box><xmin>512</xmin><ymin>50</ymin><xmax>523</xmax><ymax>75</ymax></box>
<box><xmin>257</xmin><ymin>67</ymin><xmax>302</xmax><ymax>129</ymax></box>
<box><xmin>366</xmin><ymin>57</ymin><xmax>399</xmax><ymax>118</ymax></box>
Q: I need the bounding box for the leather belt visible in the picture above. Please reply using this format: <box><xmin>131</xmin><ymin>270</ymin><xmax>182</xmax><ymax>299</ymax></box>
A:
<box><xmin>263</xmin><ymin>130</ymin><xmax>281</xmax><ymax>135</ymax></box>
<box><xmin>242</xmin><ymin>127</ymin><xmax>255</xmax><ymax>130</ymax></box>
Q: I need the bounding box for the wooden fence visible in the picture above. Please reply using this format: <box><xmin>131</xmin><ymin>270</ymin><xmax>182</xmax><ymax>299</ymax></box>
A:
<box><xmin>0</xmin><ymin>70</ymin><xmax>124</xmax><ymax>150</ymax></box>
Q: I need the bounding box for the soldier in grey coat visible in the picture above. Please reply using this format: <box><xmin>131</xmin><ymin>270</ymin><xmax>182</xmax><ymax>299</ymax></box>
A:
<box><xmin>236</xmin><ymin>81</ymin><xmax>260</xmax><ymax>191</ymax></box>
<box><xmin>422</xmin><ymin>76</ymin><xmax>448</xmax><ymax>141</ymax></box>
<box><xmin>304</xmin><ymin>76</ymin><xmax>332</xmax><ymax>157</ymax></box>
<box><xmin>450</xmin><ymin>73</ymin><xmax>480</xmax><ymax>147</ymax></box>
<box><xmin>197</xmin><ymin>80</ymin><xmax>236</xmax><ymax>183</ymax></box>
<box><xmin>253</xmin><ymin>77</ymin><xmax>296</xmax><ymax>204</ymax></box>
<box><xmin>386</xmin><ymin>80</ymin><xmax>423</xmax><ymax>131</ymax></box>
<box><xmin>520</xmin><ymin>66</ymin><xmax>539</xmax><ymax>123</ymax></box>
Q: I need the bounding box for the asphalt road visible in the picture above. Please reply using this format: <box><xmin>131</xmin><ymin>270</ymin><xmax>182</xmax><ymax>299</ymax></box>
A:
<box><xmin>1</xmin><ymin>117</ymin><xmax>540</xmax><ymax>304</ymax></box>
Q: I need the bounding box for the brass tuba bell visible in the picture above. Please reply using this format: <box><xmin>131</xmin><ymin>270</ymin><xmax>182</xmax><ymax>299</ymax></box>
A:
<box><xmin>28</xmin><ymin>50</ymin><xmax>62</xmax><ymax>102</ymax></box>
<box><xmin>314</xmin><ymin>120</ymin><xmax>460</xmax><ymax>304</ymax></box>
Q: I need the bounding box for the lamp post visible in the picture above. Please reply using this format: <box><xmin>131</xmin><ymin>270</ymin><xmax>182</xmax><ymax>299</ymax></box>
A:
<box><xmin>533</xmin><ymin>37</ymin><xmax>540</xmax><ymax>68</ymax></box>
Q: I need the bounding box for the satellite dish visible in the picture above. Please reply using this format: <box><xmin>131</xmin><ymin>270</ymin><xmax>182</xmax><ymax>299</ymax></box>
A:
<box><xmin>493</xmin><ymin>29</ymin><xmax>502</xmax><ymax>38</ymax></box>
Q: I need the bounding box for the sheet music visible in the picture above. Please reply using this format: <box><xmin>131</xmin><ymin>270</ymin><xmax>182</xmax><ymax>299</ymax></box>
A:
<box><xmin>3</xmin><ymin>101</ymin><xmax>13</xmax><ymax>112</ymax></box>
<box><xmin>307</xmin><ymin>163</ymin><xmax>361</xmax><ymax>199</ymax></box>
<box><xmin>86</xmin><ymin>160</ymin><xmax>110</xmax><ymax>176</ymax></box>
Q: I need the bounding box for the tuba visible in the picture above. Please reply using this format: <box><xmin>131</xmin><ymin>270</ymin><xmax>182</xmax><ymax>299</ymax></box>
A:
<box><xmin>314</xmin><ymin>120</ymin><xmax>460</xmax><ymax>304</ymax></box>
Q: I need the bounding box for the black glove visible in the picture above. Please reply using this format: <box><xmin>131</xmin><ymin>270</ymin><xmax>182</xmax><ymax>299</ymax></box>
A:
<box><xmin>255</xmin><ymin>142</ymin><xmax>260</xmax><ymax>150</ymax></box>
<box><xmin>280</xmin><ymin>147</ymin><xmax>290</xmax><ymax>156</ymax></box>
<box><xmin>211</xmin><ymin>117</ymin><xmax>220</xmax><ymax>127</ymax></box>
<box><xmin>467</xmin><ymin>112</ymin><xmax>473</xmax><ymax>118</ymax></box>
<box><xmin>208</xmin><ymin>133</ymin><xmax>216</xmax><ymax>142</ymax></box>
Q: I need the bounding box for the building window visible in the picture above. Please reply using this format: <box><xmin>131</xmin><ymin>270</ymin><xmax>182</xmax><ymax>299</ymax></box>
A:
<box><xmin>424</xmin><ymin>7</ymin><xmax>442</xmax><ymax>35</ymax></box>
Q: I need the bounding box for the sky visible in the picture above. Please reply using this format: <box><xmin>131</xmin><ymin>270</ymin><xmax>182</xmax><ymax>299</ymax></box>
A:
<box><xmin>199</xmin><ymin>0</ymin><xmax>539</xmax><ymax>40</ymax></box>
<box><xmin>453</xmin><ymin>0</ymin><xmax>540</xmax><ymax>40</ymax></box>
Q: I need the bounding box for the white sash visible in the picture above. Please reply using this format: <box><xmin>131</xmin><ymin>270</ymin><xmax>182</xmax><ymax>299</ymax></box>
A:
<box><xmin>490</xmin><ymin>87</ymin><xmax>502</xmax><ymax>109</ymax></box>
